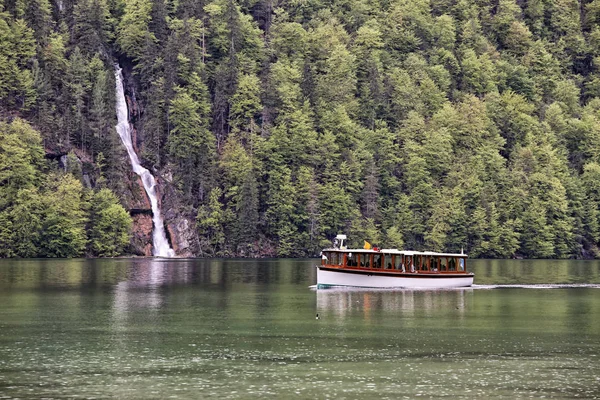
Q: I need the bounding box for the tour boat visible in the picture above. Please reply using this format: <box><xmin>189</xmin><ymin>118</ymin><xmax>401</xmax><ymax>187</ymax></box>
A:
<box><xmin>317</xmin><ymin>235</ymin><xmax>474</xmax><ymax>289</ymax></box>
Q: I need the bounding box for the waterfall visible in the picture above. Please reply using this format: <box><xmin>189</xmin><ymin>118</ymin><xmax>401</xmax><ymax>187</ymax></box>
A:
<box><xmin>114</xmin><ymin>66</ymin><xmax>175</xmax><ymax>257</ymax></box>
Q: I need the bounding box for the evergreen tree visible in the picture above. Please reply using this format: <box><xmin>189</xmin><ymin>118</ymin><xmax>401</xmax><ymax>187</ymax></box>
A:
<box><xmin>168</xmin><ymin>84</ymin><xmax>215</xmax><ymax>203</ymax></box>
<box><xmin>88</xmin><ymin>188</ymin><xmax>132</xmax><ymax>256</ymax></box>
<box><xmin>39</xmin><ymin>173</ymin><xmax>89</xmax><ymax>258</ymax></box>
<box><xmin>0</xmin><ymin>13</ymin><xmax>36</xmax><ymax>111</ymax></box>
<box><xmin>0</xmin><ymin>118</ymin><xmax>45</xmax><ymax>208</ymax></box>
<box><xmin>196</xmin><ymin>187</ymin><xmax>227</xmax><ymax>255</ymax></box>
<box><xmin>117</xmin><ymin>0</ymin><xmax>155</xmax><ymax>60</ymax></box>
<box><xmin>73</xmin><ymin>0</ymin><xmax>114</xmax><ymax>56</ymax></box>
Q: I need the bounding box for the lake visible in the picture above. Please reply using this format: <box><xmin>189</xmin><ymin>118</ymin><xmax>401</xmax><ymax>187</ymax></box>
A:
<box><xmin>1</xmin><ymin>258</ymin><xmax>599</xmax><ymax>399</ymax></box>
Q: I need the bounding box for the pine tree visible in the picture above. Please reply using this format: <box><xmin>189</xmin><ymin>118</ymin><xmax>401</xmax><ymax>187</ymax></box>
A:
<box><xmin>168</xmin><ymin>85</ymin><xmax>215</xmax><ymax>203</ymax></box>
<box><xmin>73</xmin><ymin>0</ymin><xmax>114</xmax><ymax>56</ymax></box>
<box><xmin>196</xmin><ymin>187</ymin><xmax>226</xmax><ymax>255</ymax></box>
<box><xmin>117</xmin><ymin>0</ymin><xmax>155</xmax><ymax>60</ymax></box>
<box><xmin>39</xmin><ymin>173</ymin><xmax>89</xmax><ymax>258</ymax></box>
<box><xmin>88</xmin><ymin>188</ymin><xmax>132</xmax><ymax>256</ymax></box>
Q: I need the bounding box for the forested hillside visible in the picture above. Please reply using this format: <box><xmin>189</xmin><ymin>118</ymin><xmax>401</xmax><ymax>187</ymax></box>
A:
<box><xmin>2</xmin><ymin>0</ymin><xmax>600</xmax><ymax>258</ymax></box>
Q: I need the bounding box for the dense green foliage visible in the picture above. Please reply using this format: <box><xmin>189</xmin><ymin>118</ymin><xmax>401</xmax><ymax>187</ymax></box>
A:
<box><xmin>3</xmin><ymin>0</ymin><xmax>600</xmax><ymax>258</ymax></box>
<box><xmin>0</xmin><ymin>119</ymin><xmax>132</xmax><ymax>257</ymax></box>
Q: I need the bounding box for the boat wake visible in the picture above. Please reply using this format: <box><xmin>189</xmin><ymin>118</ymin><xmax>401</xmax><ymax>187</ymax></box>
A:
<box><xmin>309</xmin><ymin>283</ymin><xmax>600</xmax><ymax>291</ymax></box>
<box><xmin>472</xmin><ymin>283</ymin><xmax>600</xmax><ymax>289</ymax></box>
<box><xmin>309</xmin><ymin>285</ymin><xmax>474</xmax><ymax>292</ymax></box>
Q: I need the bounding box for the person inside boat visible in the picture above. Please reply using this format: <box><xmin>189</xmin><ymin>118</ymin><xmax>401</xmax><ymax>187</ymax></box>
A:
<box><xmin>347</xmin><ymin>253</ymin><xmax>354</xmax><ymax>266</ymax></box>
<box><xmin>374</xmin><ymin>254</ymin><xmax>382</xmax><ymax>268</ymax></box>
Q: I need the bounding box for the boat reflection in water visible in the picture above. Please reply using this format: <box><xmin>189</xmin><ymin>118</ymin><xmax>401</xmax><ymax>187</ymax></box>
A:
<box><xmin>316</xmin><ymin>287</ymin><xmax>471</xmax><ymax>318</ymax></box>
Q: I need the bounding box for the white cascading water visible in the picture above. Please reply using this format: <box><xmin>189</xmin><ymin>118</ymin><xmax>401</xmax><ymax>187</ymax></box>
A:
<box><xmin>114</xmin><ymin>66</ymin><xmax>175</xmax><ymax>257</ymax></box>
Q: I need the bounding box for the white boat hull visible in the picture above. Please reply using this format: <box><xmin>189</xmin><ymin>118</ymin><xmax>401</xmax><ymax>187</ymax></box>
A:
<box><xmin>317</xmin><ymin>266</ymin><xmax>473</xmax><ymax>289</ymax></box>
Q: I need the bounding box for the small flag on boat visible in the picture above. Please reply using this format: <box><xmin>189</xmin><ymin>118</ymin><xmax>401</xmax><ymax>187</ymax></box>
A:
<box><xmin>364</xmin><ymin>241</ymin><xmax>372</xmax><ymax>250</ymax></box>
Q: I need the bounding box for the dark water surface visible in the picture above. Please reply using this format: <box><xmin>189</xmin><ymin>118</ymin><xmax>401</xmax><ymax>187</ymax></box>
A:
<box><xmin>1</xmin><ymin>258</ymin><xmax>599</xmax><ymax>399</ymax></box>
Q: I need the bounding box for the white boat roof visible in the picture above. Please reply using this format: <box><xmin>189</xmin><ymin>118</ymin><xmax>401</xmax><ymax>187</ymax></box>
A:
<box><xmin>323</xmin><ymin>248</ymin><xmax>468</xmax><ymax>257</ymax></box>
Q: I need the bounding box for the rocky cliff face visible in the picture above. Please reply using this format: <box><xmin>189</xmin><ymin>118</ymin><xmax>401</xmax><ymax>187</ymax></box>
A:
<box><xmin>122</xmin><ymin>168</ymin><xmax>153</xmax><ymax>256</ymax></box>
<box><xmin>131</xmin><ymin>213</ymin><xmax>153</xmax><ymax>256</ymax></box>
<box><xmin>159</xmin><ymin>167</ymin><xmax>200</xmax><ymax>257</ymax></box>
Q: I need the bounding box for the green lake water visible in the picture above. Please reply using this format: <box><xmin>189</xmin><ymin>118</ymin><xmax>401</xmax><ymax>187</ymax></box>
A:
<box><xmin>1</xmin><ymin>258</ymin><xmax>599</xmax><ymax>399</ymax></box>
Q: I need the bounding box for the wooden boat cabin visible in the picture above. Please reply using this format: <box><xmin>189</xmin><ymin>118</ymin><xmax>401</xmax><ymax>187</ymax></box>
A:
<box><xmin>321</xmin><ymin>249</ymin><xmax>468</xmax><ymax>275</ymax></box>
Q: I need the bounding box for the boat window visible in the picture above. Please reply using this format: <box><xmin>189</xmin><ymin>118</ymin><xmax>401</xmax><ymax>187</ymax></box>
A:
<box><xmin>373</xmin><ymin>254</ymin><xmax>382</xmax><ymax>269</ymax></box>
<box><xmin>358</xmin><ymin>253</ymin><xmax>368</xmax><ymax>268</ymax></box>
<box><xmin>405</xmin><ymin>255</ymin><xmax>414</xmax><ymax>272</ymax></box>
<box><xmin>448</xmin><ymin>257</ymin><xmax>456</xmax><ymax>271</ymax></box>
<box><xmin>335</xmin><ymin>252</ymin><xmax>342</xmax><ymax>266</ymax></box>
<box><xmin>439</xmin><ymin>257</ymin><xmax>447</xmax><ymax>272</ymax></box>
<box><xmin>394</xmin><ymin>255</ymin><xmax>402</xmax><ymax>270</ymax></box>
<box><xmin>431</xmin><ymin>256</ymin><xmax>438</xmax><ymax>272</ymax></box>
<box><xmin>459</xmin><ymin>258</ymin><xmax>465</xmax><ymax>271</ymax></box>
<box><xmin>384</xmin><ymin>254</ymin><xmax>393</xmax><ymax>269</ymax></box>
<box><xmin>346</xmin><ymin>253</ymin><xmax>355</xmax><ymax>267</ymax></box>
<box><xmin>420</xmin><ymin>256</ymin><xmax>428</xmax><ymax>271</ymax></box>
